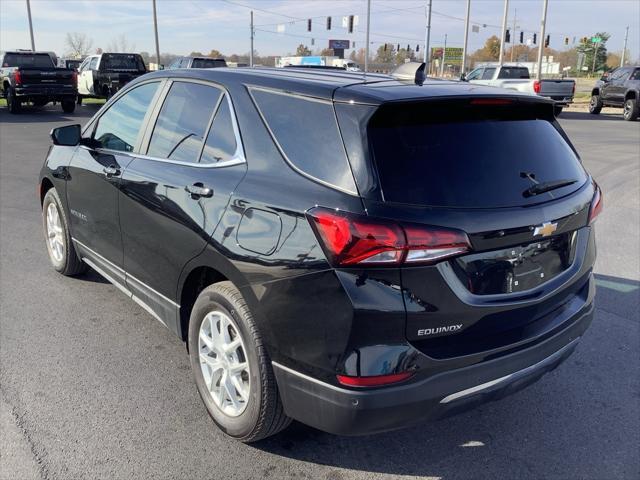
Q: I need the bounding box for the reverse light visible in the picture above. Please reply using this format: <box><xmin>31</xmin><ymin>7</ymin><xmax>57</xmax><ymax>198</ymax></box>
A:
<box><xmin>307</xmin><ymin>208</ymin><xmax>471</xmax><ymax>267</ymax></box>
<box><xmin>14</xmin><ymin>70</ymin><xmax>22</xmax><ymax>85</ymax></box>
<box><xmin>337</xmin><ymin>371</ymin><xmax>414</xmax><ymax>387</ymax></box>
<box><xmin>588</xmin><ymin>183</ymin><xmax>603</xmax><ymax>224</ymax></box>
<box><xmin>533</xmin><ymin>80</ymin><xmax>541</xmax><ymax>93</ymax></box>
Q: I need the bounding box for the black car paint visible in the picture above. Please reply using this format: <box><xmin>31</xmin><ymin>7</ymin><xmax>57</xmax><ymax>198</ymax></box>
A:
<box><xmin>40</xmin><ymin>68</ymin><xmax>597</xmax><ymax>435</ymax></box>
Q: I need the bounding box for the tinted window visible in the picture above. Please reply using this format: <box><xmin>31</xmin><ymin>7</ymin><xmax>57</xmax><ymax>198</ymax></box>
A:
<box><xmin>94</xmin><ymin>82</ymin><xmax>159</xmax><ymax>152</ymax></box>
<box><xmin>89</xmin><ymin>57</ymin><xmax>99</xmax><ymax>70</ymax></box>
<box><xmin>498</xmin><ymin>67</ymin><xmax>530</xmax><ymax>79</ymax></box>
<box><xmin>101</xmin><ymin>54</ymin><xmax>145</xmax><ymax>71</ymax></box>
<box><xmin>466</xmin><ymin>68</ymin><xmax>482</xmax><ymax>80</ymax></box>
<box><xmin>481</xmin><ymin>67</ymin><xmax>496</xmax><ymax>79</ymax></box>
<box><xmin>251</xmin><ymin>89</ymin><xmax>356</xmax><ymax>193</ymax></box>
<box><xmin>147</xmin><ymin>82</ymin><xmax>221</xmax><ymax>162</ymax></box>
<box><xmin>631</xmin><ymin>69</ymin><xmax>640</xmax><ymax>80</ymax></box>
<box><xmin>201</xmin><ymin>98</ymin><xmax>237</xmax><ymax>164</ymax></box>
<box><xmin>191</xmin><ymin>58</ymin><xmax>227</xmax><ymax>68</ymax></box>
<box><xmin>368</xmin><ymin>102</ymin><xmax>588</xmax><ymax>208</ymax></box>
<box><xmin>2</xmin><ymin>53</ymin><xmax>54</xmax><ymax>68</ymax></box>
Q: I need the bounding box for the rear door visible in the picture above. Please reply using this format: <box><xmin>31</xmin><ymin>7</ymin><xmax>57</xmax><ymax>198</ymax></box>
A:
<box><xmin>118</xmin><ymin>79</ymin><xmax>247</xmax><ymax>330</ymax></box>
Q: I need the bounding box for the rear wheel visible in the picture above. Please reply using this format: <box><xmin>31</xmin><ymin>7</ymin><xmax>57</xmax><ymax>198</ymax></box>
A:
<box><xmin>589</xmin><ymin>94</ymin><xmax>602</xmax><ymax>114</ymax></box>
<box><xmin>61</xmin><ymin>99</ymin><xmax>76</xmax><ymax>113</ymax></box>
<box><xmin>188</xmin><ymin>282</ymin><xmax>291</xmax><ymax>442</ymax></box>
<box><xmin>42</xmin><ymin>188</ymin><xmax>86</xmax><ymax>276</ymax></box>
<box><xmin>77</xmin><ymin>94</ymin><xmax>83</xmax><ymax>105</ymax></box>
<box><xmin>7</xmin><ymin>88</ymin><xmax>21</xmax><ymax>114</ymax></box>
<box><xmin>623</xmin><ymin>98</ymin><xmax>638</xmax><ymax>121</ymax></box>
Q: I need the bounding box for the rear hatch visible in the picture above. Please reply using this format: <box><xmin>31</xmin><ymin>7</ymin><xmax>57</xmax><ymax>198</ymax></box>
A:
<box><xmin>358</xmin><ymin>97</ymin><xmax>595</xmax><ymax>358</ymax></box>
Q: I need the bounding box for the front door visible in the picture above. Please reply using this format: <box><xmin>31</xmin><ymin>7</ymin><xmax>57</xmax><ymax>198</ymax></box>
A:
<box><xmin>66</xmin><ymin>80</ymin><xmax>162</xmax><ymax>281</ymax></box>
<box><xmin>118</xmin><ymin>80</ymin><xmax>247</xmax><ymax>332</ymax></box>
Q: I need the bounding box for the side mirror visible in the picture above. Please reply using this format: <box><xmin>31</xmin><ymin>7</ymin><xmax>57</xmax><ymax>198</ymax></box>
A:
<box><xmin>50</xmin><ymin>124</ymin><xmax>81</xmax><ymax>146</ymax></box>
<box><xmin>600</xmin><ymin>72</ymin><xmax>610</xmax><ymax>82</ymax></box>
<box><xmin>460</xmin><ymin>73</ymin><xmax>467</xmax><ymax>82</ymax></box>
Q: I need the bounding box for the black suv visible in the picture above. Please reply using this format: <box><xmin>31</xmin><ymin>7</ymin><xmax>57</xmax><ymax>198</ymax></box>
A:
<box><xmin>39</xmin><ymin>68</ymin><xmax>600</xmax><ymax>441</ymax></box>
<box><xmin>590</xmin><ymin>66</ymin><xmax>640</xmax><ymax>120</ymax></box>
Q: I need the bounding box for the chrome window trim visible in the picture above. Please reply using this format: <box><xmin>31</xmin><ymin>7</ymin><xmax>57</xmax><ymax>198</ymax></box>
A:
<box><xmin>247</xmin><ymin>86</ymin><xmax>358</xmax><ymax>196</ymax></box>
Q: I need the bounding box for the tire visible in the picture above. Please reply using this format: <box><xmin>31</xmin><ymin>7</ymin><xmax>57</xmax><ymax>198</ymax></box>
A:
<box><xmin>7</xmin><ymin>88</ymin><xmax>21</xmax><ymax>114</ymax></box>
<box><xmin>623</xmin><ymin>97</ymin><xmax>639</xmax><ymax>121</ymax></box>
<box><xmin>188</xmin><ymin>281</ymin><xmax>291</xmax><ymax>442</ymax></box>
<box><xmin>589</xmin><ymin>94</ymin><xmax>602</xmax><ymax>114</ymax></box>
<box><xmin>61</xmin><ymin>99</ymin><xmax>76</xmax><ymax>113</ymax></box>
<box><xmin>42</xmin><ymin>188</ymin><xmax>87</xmax><ymax>276</ymax></box>
<box><xmin>77</xmin><ymin>94</ymin><xmax>83</xmax><ymax>105</ymax></box>
<box><xmin>554</xmin><ymin>106</ymin><xmax>563</xmax><ymax>117</ymax></box>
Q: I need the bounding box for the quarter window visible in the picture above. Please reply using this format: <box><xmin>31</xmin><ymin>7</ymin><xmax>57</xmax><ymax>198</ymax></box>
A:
<box><xmin>147</xmin><ymin>82</ymin><xmax>222</xmax><ymax>162</ymax></box>
<box><xmin>481</xmin><ymin>67</ymin><xmax>496</xmax><ymax>79</ymax></box>
<box><xmin>200</xmin><ymin>97</ymin><xmax>238</xmax><ymax>164</ymax></box>
<box><xmin>93</xmin><ymin>82</ymin><xmax>160</xmax><ymax>152</ymax></box>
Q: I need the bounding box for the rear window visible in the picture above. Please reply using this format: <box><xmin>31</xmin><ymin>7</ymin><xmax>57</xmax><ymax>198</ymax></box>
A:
<box><xmin>368</xmin><ymin>101</ymin><xmax>587</xmax><ymax>208</ymax></box>
<box><xmin>101</xmin><ymin>54</ymin><xmax>145</xmax><ymax>71</ymax></box>
<box><xmin>191</xmin><ymin>58</ymin><xmax>227</xmax><ymax>68</ymax></box>
<box><xmin>2</xmin><ymin>53</ymin><xmax>54</xmax><ymax>68</ymax></box>
<box><xmin>498</xmin><ymin>67</ymin><xmax>530</xmax><ymax>79</ymax></box>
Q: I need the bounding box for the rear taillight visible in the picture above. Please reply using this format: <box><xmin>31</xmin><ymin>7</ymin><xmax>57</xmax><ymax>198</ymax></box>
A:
<box><xmin>533</xmin><ymin>80</ymin><xmax>541</xmax><ymax>93</ymax></box>
<box><xmin>572</xmin><ymin>82</ymin><xmax>576</xmax><ymax>94</ymax></box>
<box><xmin>71</xmin><ymin>71</ymin><xmax>78</xmax><ymax>86</ymax></box>
<box><xmin>588</xmin><ymin>183</ymin><xmax>603</xmax><ymax>224</ymax></box>
<box><xmin>307</xmin><ymin>207</ymin><xmax>471</xmax><ymax>267</ymax></box>
<box><xmin>337</xmin><ymin>371</ymin><xmax>414</xmax><ymax>387</ymax></box>
<box><xmin>13</xmin><ymin>70</ymin><xmax>22</xmax><ymax>85</ymax></box>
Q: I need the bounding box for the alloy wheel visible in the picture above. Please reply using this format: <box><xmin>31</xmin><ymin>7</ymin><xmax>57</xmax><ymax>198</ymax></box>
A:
<box><xmin>46</xmin><ymin>202</ymin><xmax>65</xmax><ymax>263</ymax></box>
<box><xmin>198</xmin><ymin>310</ymin><xmax>251</xmax><ymax>417</ymax></box>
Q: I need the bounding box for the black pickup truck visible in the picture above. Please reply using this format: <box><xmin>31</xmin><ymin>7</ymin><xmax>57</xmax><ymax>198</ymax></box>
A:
<box><xmin>77</xmin><ymin>53</ymin><xmax>147</xmax><ymax>103</ymax></box>
<box><xmin>1</xmin><ymin>51</ymin><xmax>77</xmax><ymax>114</ymax></box>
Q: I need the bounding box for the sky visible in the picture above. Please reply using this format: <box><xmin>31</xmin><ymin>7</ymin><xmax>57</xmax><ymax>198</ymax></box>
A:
<box><xmin>1</xmin><ymin>0</ymin><xmax>639</xmax><ymax>61</ymax></box>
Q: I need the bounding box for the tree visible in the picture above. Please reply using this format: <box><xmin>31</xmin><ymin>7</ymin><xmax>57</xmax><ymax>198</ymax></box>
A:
<box><xmin>469</xmin><ymin>35</ymin><xmax>501</xmax><ymax>66</ymax></box>
<box><xmin>190</xmin><ymin>51</ymin><xmax>204</xmax><ymax>57</ymax></box>
<box><xmin>354</xmin><ymin>48</ymin><xmax>367</xmax><ymax>66</ymax></box>
<box><xmin>374</xmin><ymin>44</ymin><xmax>395</xmax><ymax>64</ymax></box>
<box><xmin>578</xmin><ymin>32</ymin><xmax>610</xmax><ymax>73</ymax></box>
<box><xmin>295</xmin><ymin>44</ymin><xmax>312</xmax><ymax>56</ymax></box>
<box><xmin>396</xmin><ymin>47</ymin><xmax>415</xmax><ymax>64</ymax></box>
<box><xmin>107</xmin><ymin>34</ymin><xmax>135</xmax><ymax>53</ymax></box>
<box><xmin>65</xmin><ymin>32</ymin><xmax>93</xmax><ymax>58</ymax></box>
<box><xmin>320</xmin><ymin>48</ymin><xmax>334</xmax><ymax>56</ymax></box>
<box><xmin>208</xmin><ymin>49</ymin><xmax>223</xmax><ymax>58</ymax></box>
<box><xmin>606</xmin><ymin>52</ymin><xmax>621</xmax><ymax>69</ymax></box>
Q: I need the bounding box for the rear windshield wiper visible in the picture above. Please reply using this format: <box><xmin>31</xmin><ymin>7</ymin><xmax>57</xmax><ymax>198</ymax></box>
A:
<box><xmin>523</xmin><ymin>179</ymin><xmax>578</xmax><ymax>197</ymax></box>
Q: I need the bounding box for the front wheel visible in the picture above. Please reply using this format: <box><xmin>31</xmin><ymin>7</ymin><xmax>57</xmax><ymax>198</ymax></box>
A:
<box><xmin>7</xmin><ymin>88</ymin><xmax>21</xmax><ymax>113</ymax></box>
<box><xmin>589</xmin><ymin>94</ymin><xmax>602</xmax><ymax>114</ymax></box>
<box><xmin>61</xmin><ymin>99</ymin><xmax>76</xmax><ymax>113</ymax></box>
<box><xmin>42</xmin><ymin>188</ymin><xmax>86</xmax><ymax>276</ymax></box>
<box><xmin>623</xmin><ymin>98</ymin><xmax>639</xmax><ymax>121</ymax></box>
<box><xmin>188</xmin><ymin>282</ymin><xmax>291</xmax><ymax>442</ymax></box>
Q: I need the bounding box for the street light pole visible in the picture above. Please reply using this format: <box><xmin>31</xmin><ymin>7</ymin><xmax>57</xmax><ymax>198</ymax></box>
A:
<box><xmin>26</xmin><ymin>0</ymin><xmax>35</xmax><ymax>51</ymax></box>
<box><xmin>250</xmin><ymin>11</ymin><xmax>254</xmax><ymax>67</ymax></box>
<box><xmin>152</xmin><ymin>0</ymin><xmax>161</xmax><ymax>67</ymax></box>
<box><xmin>592</xmin><ymin>40</ymin><xmax>600</xmax><ymax>75</ymax></box>
<box><xmin>621</xmin><ymin>26</ymin><xmax>629</xmax><ymax>67</ymax></box>
<box><xmin>424</xmin><ymin>0</ymin><xmax>432</xmax><ymax>69</ymax></box>
<box><xmin>365</xmin><ymin>0</ymin><xmax>371</xmax><ymax>76</ymax></box>
<box><xmin>510</xmin><ymin>8</ymin><xmax>517</xmax><ymax>62</ymax></box>
<box><xmin>535</xmin><ymin>0</ymin><xmax>548</xmax><ymax>80</ymax></box>
<box><xmin>461</xmin><ymin>0</ymin><xmax>471</xmax><ymax>74</ymax></box>
<box><xmin>440</xmin><ymin>34</ymin><xmax>447</xmax><ymax>77</ymax></box>
<box><xmin>498</xmin><ymin>0</ymin><xmax>509</xmax><ymax>66</ymax></box>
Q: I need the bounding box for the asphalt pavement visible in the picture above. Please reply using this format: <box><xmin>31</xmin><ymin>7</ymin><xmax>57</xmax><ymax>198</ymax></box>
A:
<box><xmin>0</xmin><ymin>104</ymin><xmax>638</xmax><ymax>480</ymax></box>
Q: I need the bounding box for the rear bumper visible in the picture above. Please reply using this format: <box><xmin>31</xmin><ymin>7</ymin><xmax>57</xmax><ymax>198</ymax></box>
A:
<box><xmin>14</xmin><ymin>85</ymin><xmax>76</xmax><ymax>100</ymax></box>
<box><xmin>273</xmin><ymin>295</ymin><xmax>593</xmax><ymax>436</ymax></box>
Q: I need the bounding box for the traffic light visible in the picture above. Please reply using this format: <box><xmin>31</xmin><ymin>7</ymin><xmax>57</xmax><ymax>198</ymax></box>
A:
<box><xmin>348</xmin><ymin>15</ymin><xmax>354</xmax><ymax>34</ymax></box>
<box><xmin>326</xmin><ymin>16</ymin><xmax>331</xmax><ymax>30</ymax></box>
<box><xmin>416</xmin><ymin>44</ymin><xmax>419</xmax><ymax>52</ymax></box>
<box><xmin>505</xmin><ymin>29</ymin><xmax>510</xmax><ymax>43</ymax></box>
<box><xmin>397</xmin><ymin>43</ymin><xmax>400</xmax><ymax>51</ymax></box>
<box><xmin>564</xmin><ymin>37</ymin><xmax>569</xmax><ymax>45</ymax></box>
<box><xmin>519</xmin><ymin>31</ymin><xmax>524</xmax><ymax>43</ymax></box>
<box><xmin>307</xmin><ymin>19</ymin><xmax>312</xmax><ymax>32</ymax></box>
<box><xmin>545</xmin><ymin>34</ymin><xmax>550</xmax><ymax>47</ymax></box>
<box><xmin>384</xmin><ymin>43</ymin><xmax>387</xmax><ymax>52</ymax></box>
<box><xmin>533</xmin><ymin>33</ymin><xmax>537</xmax><ymax>44</ymax></box>
<box><xmin>407</xmin><ymin>44</ymin><xmax>410</xmax><ymax>51</ymax></box>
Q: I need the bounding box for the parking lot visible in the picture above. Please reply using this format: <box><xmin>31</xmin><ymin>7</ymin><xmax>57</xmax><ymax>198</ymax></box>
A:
<box><xmin>0</xmin><ymin>104</ymin><xmax>638</xmax><ymax>480</ymax></box>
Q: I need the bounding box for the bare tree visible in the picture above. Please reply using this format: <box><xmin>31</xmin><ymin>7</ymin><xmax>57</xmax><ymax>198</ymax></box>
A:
<box><xmin>65</xmin><ymin>32</ymin><xmax>93</xmax><ymax>58</ymax></box>
<box><xmin>107</xmin><ymin>34</ymin><xmax>136</xmax><ymax>53</ymax></box>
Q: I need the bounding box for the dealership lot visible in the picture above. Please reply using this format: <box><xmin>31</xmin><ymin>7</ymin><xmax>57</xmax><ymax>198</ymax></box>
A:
<box><xmin>0</xmin><ymin>105</ymin><xmax>638</xmax><ymax>479</ymax></box>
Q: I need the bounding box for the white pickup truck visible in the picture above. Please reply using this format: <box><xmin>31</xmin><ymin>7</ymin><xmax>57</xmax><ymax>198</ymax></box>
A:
<box><xmin>462</xmin><ymin>64</ymin><xmax>575</xmax><ymax>115</ymax></box>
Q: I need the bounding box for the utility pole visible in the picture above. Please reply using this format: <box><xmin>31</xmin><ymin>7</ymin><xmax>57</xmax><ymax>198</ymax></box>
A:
<box><xmin>510</xmin><ymin>8</ymin><xmax>517</xmax><ymax>62</ymax></box>
<box><xmin>621</xmin><ymin>26</ymin><xmax>629</xmax><ymax>66</ymax></box>
<box><xmin>424</xmin><ymin>0</ymin><xmax>432</xmax><ymax>70</ymax></box>
<box><xmin>535</xmin><ymin>0</ymin><xmax>548</xmax><ymax>80</ymax></box>
<box><xmin>152</xmin><ymin>0</ymin><xmax>161</xmax><ymax>67</ymax></box>
<box><xmin>498</xmin><ymin>0</ymin><xmax>509</xmax><ymax>66</ymax></box>
<box><xmin>26</xmin><ymin>0</ymin><xmax>35</xmax><ymax>51</ymax></box>
<box><xmin>461</xmin><ymin>0</ymin><xmax>471</xmax><ymax>74</ymax></box>
<box><xmin>592</xmin><ymin>40</ymin><xmax>600</xmax><ymax>75</ymax></box>
<box><xmin>365</xmin><ymin>0</ymin><xmax>371</xmax><ymax>76</ymax></box>
<box><xmin>440</xmin><ymin>34</ymin><xmax>447</xmax><ymax>77</ymax></box>
<box><xmin>250</xmin><ymin>11</ymin><xmax>254</xmax><ymax>67</ymax></box>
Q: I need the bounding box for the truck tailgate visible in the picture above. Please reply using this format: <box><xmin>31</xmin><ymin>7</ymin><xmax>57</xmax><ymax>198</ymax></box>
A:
<box><xmin>19</xmin><ymin>67</ymin><xmax>75</xmax><ymax>86</ymax></box>
<box><xmin>540</xmin><ymin>79</ymin><xmax>575</xmax><ymax>98</ymax></box>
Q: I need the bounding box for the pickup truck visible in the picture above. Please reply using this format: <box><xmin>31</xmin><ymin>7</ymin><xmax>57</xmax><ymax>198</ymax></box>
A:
<box><xmin>1</xmin><ymin>51</ymin><xmax>77</xmax><ymax>114</ymax></box>
<box><xmin>77</xmin><ymin>53</ymin><xmax>147</xmax><ymax>103</ymax></box>
<box><xmin>590</xmin><ymin>66</ymin><xmax>640</xmax><ymax>121</ymax></box>
<box><xmin>462</xmin><ymin>64</ymin><xmax>575</xmax><ymax>115</ymax></box>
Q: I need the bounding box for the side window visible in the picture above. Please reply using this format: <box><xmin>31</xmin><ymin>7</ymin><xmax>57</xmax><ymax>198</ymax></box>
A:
<box><xmin>631</xmin><ymin>69</ymin><xmax>640</xmax><ymax>81</ymax></box>
<box><xmin>609</xmin><ymin>68</ymin><xmax>622</xmax><ymax>80</ymax></box>
<box><xmin>169</xmin><ymin>58</ymin><xmax>180</xmax><ymax>69</ymax></box>
<box><xmin>79</xmin><ymin>58</ymin><xmax>89</xmax><ymax>72</ymax></box>
<box><xmin>251</xmin><ymin>88</ymin><xmax>357</xmax><ymax>193</ymax></box>
<box><xmin>200</xmin><ymin>97</ymin><xmax>238</xmax><ymax>164</ymax></box>
<box><xmin>93</xmin><ymin>82</ymin><xmax>160</xmax><ymax>152</ymax></box>
<box><xmin>88</xmin><ymin>56</ymin><xmax>99</xmax><ymax>70</ymax></box>
<box><xmin>481</xmin><ymin>67</ymin><xmax>496</xmax><ymax>79</ymax></box>
<box><xmin>147</xmin><ymin>81</ymin><xmax>221</xmax><ymax>162</ymax></box>
<box><xmin>466</xmin><ymin>68</ymin><xmax>483</xmax><ymax>80</ymax></box>
<box><xmin>617</xmin><ymin>69</ymin><xmax>631</xmax><ymax>82</ymax></box>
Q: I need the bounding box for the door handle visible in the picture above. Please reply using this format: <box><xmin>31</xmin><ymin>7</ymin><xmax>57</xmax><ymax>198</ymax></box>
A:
<box><xmin>185</xmin><ymin>183</ymin><xmax>213</xmax><ymax>198</ymax></box>
<box><xmin>103</xmin><ymin>165</ymin><xmax>120</xmax><ymax>177</ymax></box>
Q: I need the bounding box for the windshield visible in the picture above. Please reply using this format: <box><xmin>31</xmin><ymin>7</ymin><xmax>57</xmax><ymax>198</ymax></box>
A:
<box><xmin>100</xmin><ymin>54</ymin><xmax>145</xmax><ymax>71</ymax></box>
<box><xmin>2</xmin><ymin>53</ymin><xmax>55</xmax><ymax>68</ymax></box>
<box><xmin>368</xmin><ymin>101</ymin><xmax>587</xmax><ymax>208</ymax></box>
<box><xmin>191</xmin><ymin>58</ymin><xmax>226</xmax><ymax>68</ymax></box>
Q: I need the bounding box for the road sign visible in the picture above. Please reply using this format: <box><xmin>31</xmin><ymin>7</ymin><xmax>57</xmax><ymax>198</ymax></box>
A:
<box><xmin>591</xmin><ymin>36</ymin><xmax>602</xmax><ymax>43</ymax></box>
<box><xmin>329</xmin><ymin>39</ymin><xmax>350</xmax><ymax>49</ymax></box>
<box><xmin>430</xmin><ymin>46</ymin><xmax>463</xmax><ymax>65</ymax></box>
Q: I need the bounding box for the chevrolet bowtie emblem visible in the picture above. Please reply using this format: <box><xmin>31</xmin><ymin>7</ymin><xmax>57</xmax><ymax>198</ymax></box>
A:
<box><xmin>533</xmin><ymin>222</ymin><xmax>558</xmax><ymax>237</ymax></box>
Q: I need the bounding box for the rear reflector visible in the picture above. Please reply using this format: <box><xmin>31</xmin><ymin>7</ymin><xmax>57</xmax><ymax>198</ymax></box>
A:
<box><xmin>337</xmin><ymin>371</ymin><xmax>414</xmax><ymax>387</ymax></box>
<box><xmin>307</xmin><ymin>207</ymin><xmax>470</xmax><ymax>267</ymax></box>
<box><xmin>588</xmin><ymin>183</ymin><xmax>603</xmax><ymax>224</ymax></box>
